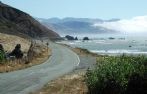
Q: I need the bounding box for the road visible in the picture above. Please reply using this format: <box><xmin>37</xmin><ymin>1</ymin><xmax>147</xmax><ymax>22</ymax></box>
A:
<box><xmin>0</xmin><ymin>42</ymin><xmax>80</xmax><ymax>94</ymax></box>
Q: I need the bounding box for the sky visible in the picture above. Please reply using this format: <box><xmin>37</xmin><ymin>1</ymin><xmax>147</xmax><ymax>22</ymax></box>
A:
<box><xmin>1</xmin><ymin>0</ymin><xmax>147</xmax><ymax>19</ymax></box>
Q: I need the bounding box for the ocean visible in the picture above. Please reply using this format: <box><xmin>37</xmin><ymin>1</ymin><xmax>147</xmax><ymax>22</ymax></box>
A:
<box><xmin>57</xmin><ymin>34</ymin><xmax>147</xmax><ymax>55</ymax></box>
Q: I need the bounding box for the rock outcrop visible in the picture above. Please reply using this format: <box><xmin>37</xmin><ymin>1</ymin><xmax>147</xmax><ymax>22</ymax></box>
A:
<box><xmin>65</xmin><ymin>35</ymin><xmax>75</xmax><ymax>40</ymax></box>
<box><xmin>83</xmin><ymin>37</ymin><xmax>89</xmax><ymax>40</ymax></box>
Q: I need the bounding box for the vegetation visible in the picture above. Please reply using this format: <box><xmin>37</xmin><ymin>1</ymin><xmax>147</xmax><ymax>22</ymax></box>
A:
<box><xmin>0</xmin><ymin>50</ymin><xmax>5</xmax><ymax>63</ymax></box>
<box><xmin>0</xmin><ymin>44</ymin><xmax>5</xmax><ymax>63</ymax></box>
<box><xmin>79</xmin><ymin>48</ymin><xmax>91</xmax><ymax>54</ymax></box>
<box><xmin>0</xmin><ymin>42</ymin><xmax>51</xmax><ymax>73</ymax></box>
<box><xmin>85</xmin><ymin>55</ymin><xmax>147</xmax><ymax>94</ymax></box>
<box><xmin>9</xmin><ymin>44</ymin><xmax>23</xmax><ymax>59</ymax></box>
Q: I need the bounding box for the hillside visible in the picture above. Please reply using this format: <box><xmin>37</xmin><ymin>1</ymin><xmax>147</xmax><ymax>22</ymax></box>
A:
<box><xmin>0</xmin><ymin>33</ymin><xmax>30</xmax><ymax>53</ymax></box>
<box><xmin>37</xmin><ymin>17</ymin><xmax>119</xmax><ymax>36</ymax></box>
<box><xmin>0</xmin><ymin>2</ymin><xmax>60</xmax><ymax>39</ymax></box>
<box><xmin>0</xmin><ymin>32</ymin><xmax>52</xmax><ymax>73</ymax></box>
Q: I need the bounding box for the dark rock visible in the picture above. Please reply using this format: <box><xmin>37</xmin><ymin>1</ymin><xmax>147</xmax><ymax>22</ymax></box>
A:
<box><xmin>75</xmin><ymin>37</ymin><xmax>78</xmax><ymax>40</ymax></box>
<box><xmin>83</xmin><ymin>37</ymin><xmax>89</xmax><ymax>40</ymax></box>
<box><xmin>118</xmin><ymin>38</ymin><xmax>125</xmax><ymax>40</ymax></box>
<box><xmin>109</xmin><ymin>37</ymin><xmax>115</xmax><ymax>40</ymax></box>
<box><xmin>65</xmin><ymin>35</ymin><xmax>75</xmax><ymax>40</ymax></box>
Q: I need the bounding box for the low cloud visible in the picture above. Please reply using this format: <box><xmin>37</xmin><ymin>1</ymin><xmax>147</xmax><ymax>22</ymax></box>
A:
<box><xmin>93</xmin><ymin>16</ymin><xmax>147</xmax><ymax>33</ymax></box>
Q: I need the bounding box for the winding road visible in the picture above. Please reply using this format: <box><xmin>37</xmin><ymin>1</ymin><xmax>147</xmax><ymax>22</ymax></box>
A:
<box><xmin>0</xmin><ymin>42</ymin><xmax>80</xmax><ymax>94</ymax></box>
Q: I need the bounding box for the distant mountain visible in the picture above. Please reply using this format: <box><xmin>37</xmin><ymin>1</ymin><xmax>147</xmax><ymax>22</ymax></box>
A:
<box><xmin>37</xmin><ymin>17</ymin><xmax>120</xmax><ymax>36</ymax></box>
<box><xmin>0</xmin><ymin>2</ymin><xmax>60</xmax><ymax>39</ymax></box>
<box><xmin>105</xmin><ymin>18</ymin><xmax>120</xmax><ymax>22</ymax></box>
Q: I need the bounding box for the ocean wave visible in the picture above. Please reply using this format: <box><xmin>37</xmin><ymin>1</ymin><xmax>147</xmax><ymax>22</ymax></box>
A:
<box><xmin>90</xmin><ymin>49</ymin><xmax>147</xmax><ymax>54</ymax></box>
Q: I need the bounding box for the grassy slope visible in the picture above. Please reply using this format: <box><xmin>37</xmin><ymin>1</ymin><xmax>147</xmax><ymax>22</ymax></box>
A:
<box><xmin>0</xmin><ymin>33</ymin><xmax>51</xmax><ymax>73</ymax></box>
<box><xmin>0</xmin><ymin>33</ymin><xmax>31</xmax><ymax>53</ymax></box>
<box><xmin>34</xmin><ymin>72</ymin><xmax>87</xmax><ymax>94</ymax></box>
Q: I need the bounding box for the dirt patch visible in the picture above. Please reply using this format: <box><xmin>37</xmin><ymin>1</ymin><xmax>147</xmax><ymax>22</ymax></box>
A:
<box><xmin>35</xmin><ymin>72</ymin><xmax>88</xmax><ymax>94</ymax></box>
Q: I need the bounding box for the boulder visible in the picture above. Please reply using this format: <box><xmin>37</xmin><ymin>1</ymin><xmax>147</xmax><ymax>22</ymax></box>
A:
<box><xmin>65</xmin><ymin>35</ymin><xmax>75</xmax><ymax>40</ymax></box>
<box><xmin>83</xmin><ymin>37</ymin><xmax>89</xmax><ymax>40</ymax></box>
<box><xmin>75</xmin><ymin>37</ymin><xmax>78</xmax><ymax>40</ymax></box>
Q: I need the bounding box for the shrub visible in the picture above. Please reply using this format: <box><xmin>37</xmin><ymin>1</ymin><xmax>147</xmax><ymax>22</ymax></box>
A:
<box><xmin>9</xmin><ymin>44</ymin><xmax>23</xmax><ymax>59</ymax></box>
<box><xmin>126</xmin><ymin>73</ymin><xmax>147</xmax><ymax>94</ymax></box>
<box><xmin>0</xmin><ymin>50</ymin><xmax>5</xmax><ymax>63</ymax></box>
<box><xmin>85</xmin><ymin>55</ymin><xmax>147</xmax><ymax>94</ymax></box>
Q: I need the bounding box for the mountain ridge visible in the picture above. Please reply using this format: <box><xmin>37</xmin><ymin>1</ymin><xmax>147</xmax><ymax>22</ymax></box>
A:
<box><xmin>0</xmin><ymin>2</ymin><xmax>60</xmax><ymax>39</ymax></box>
<box><xmin>37</xmin><ymin>17</ymin><xmax>120</xmax><ymax>36</ymax></box>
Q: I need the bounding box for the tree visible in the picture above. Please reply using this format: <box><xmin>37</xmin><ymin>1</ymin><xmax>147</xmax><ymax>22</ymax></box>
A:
<box><xmin>9</xmin><ymin>44</ymin><xmax>23</xmax><ymax>59</ymax></box>
<box><xmin>0</xmin><ymin>44</ymin><xmax>5</xmax><ymax>62</ymax></box>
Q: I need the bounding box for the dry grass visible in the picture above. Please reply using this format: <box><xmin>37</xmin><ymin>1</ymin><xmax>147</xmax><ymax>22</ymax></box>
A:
<box><xmin>60</xmin><ymin>44</ymin><xmax>98</xmax><ymax>56</ymax></box>
<box><xmin>35</xmin><ymin>72</ymin><xmax>88</xmax><ymax>94</ymax></box>
<box><xmin>0</xmin><ymin>47</ymin><xmax>51</xmax><ymax>73</ymax></box>
<box><xmin>72</xmin><ymin>48</ymin><xmax>98</xmax><ymax>57</ymax></box>
<box><xmin>0</xmin><ymin>33</ymin><xmax>31</xmax><ymax>53</ymax></box>
<box><xmin>0</xmin><ymin>33</ymin><xmax>51</xmax><ymax>73</ymax></box>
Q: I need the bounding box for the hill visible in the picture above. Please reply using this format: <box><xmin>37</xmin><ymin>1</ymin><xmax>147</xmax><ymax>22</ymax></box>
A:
<box><xmin>0</xmin><ymin>2</ymin><xmax>60</xmax><ymax>39</ymax></box>
<box><xmin>37</xmin><ymin>17</ymin><xmax>120</xmax><ymax>36</ymax></box>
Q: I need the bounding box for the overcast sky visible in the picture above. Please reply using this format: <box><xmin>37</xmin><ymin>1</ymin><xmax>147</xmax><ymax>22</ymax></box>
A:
<box><xmin>1</xmin><ymin>0</ymin><xmax>147</xmax><ymax>19</ymax></box>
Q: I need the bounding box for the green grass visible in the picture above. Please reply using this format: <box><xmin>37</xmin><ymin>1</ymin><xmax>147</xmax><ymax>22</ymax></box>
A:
<box><xmin>85</xmin><ymin>55</ymin><xmax>147</xmax><ymax>94</ymax></box>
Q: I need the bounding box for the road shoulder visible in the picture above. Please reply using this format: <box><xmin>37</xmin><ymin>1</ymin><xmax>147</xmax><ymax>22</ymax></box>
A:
<box><xmin>34</xmin><ymin>44</ymin><xmax>98</xmax><ymax>94</ymax></box>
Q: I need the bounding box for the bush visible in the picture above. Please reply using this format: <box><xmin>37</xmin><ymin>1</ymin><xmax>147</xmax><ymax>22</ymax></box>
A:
<box><xmin>0</xmin><ymin>50</ymin><xmax>5</xmax><ymax>63</ymax></box>
<box><xmin>126</xmin><ymin>73</ymin><xmax>147</xmax><ymax>94</ymax></box>
<box><xmin>9</xmin><ymin>44</ymin><xmax>23</xmax><ymax>59</ymax></box>
<box><xmin>85</xmin><ymin>55</ymin><xmax>147</xmax><ymax>94</ymax></box>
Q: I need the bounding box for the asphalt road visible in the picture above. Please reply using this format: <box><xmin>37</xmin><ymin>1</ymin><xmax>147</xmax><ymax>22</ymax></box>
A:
<box><xmin>0</xmin><ymin>42</ymin><xmax>80</xmax><ymax>94</ymax></box>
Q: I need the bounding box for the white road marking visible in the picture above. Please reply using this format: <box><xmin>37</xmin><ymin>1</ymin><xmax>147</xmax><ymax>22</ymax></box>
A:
<box><xmin>73</xmin><ymin>52</ymin><xmax>80</xmax><ymax>66</ymax></box>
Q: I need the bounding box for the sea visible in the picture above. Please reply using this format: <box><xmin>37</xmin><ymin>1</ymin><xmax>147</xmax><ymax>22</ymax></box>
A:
<box><xmin>57</xmin><ymin>34</ymin><xmax>147</xmax><ymax>56</ymax></box>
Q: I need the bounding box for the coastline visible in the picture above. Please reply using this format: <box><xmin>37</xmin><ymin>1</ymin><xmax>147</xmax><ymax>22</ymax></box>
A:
<box><xmin>56</xmin><ymin>40</ymin><xmax>147</xmax><ymax>56</ymax></box>
<box><xmin>34</xmin><ymin>42</ymin><xmax>147</xmax><ymax>94</ymax></box>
